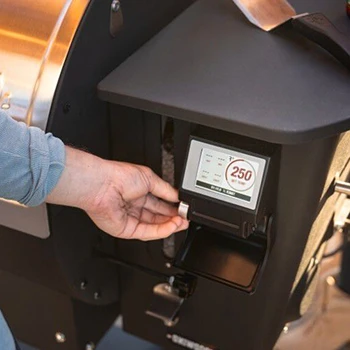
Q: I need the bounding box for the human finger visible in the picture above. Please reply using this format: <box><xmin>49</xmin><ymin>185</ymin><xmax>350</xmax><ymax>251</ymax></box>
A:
<box><xmin>139</xmin><ymin>208</ymin><xmax>172</xmax><ymax>224</ymax></box>
<box><xmin>141</xmin><ymin>167</ymin><xmax>179</xmax><ymax>203</ymax></box>
<box><xmin>143</xmin><ymin>194</ymin><xmax>178</xmax><ymax>216</ymax></box>
<box><xmin>132</xmin><ymin>216</ymin><xmax>187</xmax><ymax>241</ymax></box>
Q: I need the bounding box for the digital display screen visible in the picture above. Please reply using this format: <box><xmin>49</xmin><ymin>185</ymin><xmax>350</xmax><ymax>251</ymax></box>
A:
<box><xmin>182</xmin><ymin>140</ymin><xmax>267</xmax><ymax>210</ymax></box>
<box><xmin>195</xmin><ymin>148</ymin><xmax>260</xmax><ymax>203</ymax></box>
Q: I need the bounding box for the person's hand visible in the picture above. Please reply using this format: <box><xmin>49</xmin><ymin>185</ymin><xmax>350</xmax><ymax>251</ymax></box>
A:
<box><xmin>85</xmin><ymin>161</ymin><xmax>189</xmax><ymax>240</ymax></box>
<box><xmin>47</xmin><ymin>147</ymin><xmax>189</xmax><ymax>240</ymax></box>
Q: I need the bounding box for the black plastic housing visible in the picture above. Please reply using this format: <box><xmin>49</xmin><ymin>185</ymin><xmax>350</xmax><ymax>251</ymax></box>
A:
<box><xmin>179</xmin><ymin>131</ymin><xmax>278</xmax><ymax>239</ymax></box>
<box><xmin>174</xmin><ymin>223</ymin><xmax>269</xmax><ymax>293</ymax></box>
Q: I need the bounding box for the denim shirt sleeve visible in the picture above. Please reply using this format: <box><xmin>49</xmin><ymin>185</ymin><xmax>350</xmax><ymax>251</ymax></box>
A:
<box><xmin>0</xmin><ymin>110</ymin><xmax>65</xmax><ymax>206</ymax></box>
<box><xmin>0</xmin><ymin>312</ymin><xmax>16</xmax><ymax>350</ymax></box>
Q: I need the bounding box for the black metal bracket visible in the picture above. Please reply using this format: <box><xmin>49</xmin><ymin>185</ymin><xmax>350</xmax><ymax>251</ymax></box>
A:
<box><xmin>145</xmin><ymin>274</ymin><xmax>197</xmax><ymax>327</ymax></box>
<box><xmin>110</xmin><ymin>0</ymin><xmax>123</xmax><ymax>37</ymax></box>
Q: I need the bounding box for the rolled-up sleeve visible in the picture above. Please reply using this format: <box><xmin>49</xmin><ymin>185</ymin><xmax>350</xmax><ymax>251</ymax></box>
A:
<box><xmin>0</xmin><ymin>110</ymin><xmax>65</xmax><ymax>206</ymax></box>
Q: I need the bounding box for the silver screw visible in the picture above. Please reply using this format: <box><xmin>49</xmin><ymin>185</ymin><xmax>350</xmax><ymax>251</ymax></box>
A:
<box><xmin>111</xmin><ymin>0</ymin><xmax>120</xmax><ymax>12</ymax></box>
<box><xmin>165</xmin><ymin>262</ymin><xmax>171</xmax><ymax>269</ymax></box>
<box><xmin>85</xmin><ymin>342</ymin><xmax>96</xmax><ymax>350</ymax></box>
<box><xmin>94</xmin><ymin>291</ymin><xmax>101</xmax><ymax>300</ymax></box>
<box><xmin>80</xmin><ymin>281</ymin><xmax>87</xmax><ymax>290</ymax></box>
<box><xmin>55</xmin><ymin>332</ymin><xmax>66</xmax><ymax>343</ymax></box>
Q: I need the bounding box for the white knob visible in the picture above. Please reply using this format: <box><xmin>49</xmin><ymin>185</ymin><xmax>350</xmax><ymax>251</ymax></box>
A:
<box><xmin>178</xmin><ymin>201</ymin><xmax>189</xmax><ymax>220</ymax></box>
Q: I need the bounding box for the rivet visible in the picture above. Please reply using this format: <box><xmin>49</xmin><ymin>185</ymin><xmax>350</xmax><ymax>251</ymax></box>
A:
<box><xmin>55</xmin><ymin>332</ymin><xmax>66</xmax><ymax>343</ymax></box>
<box><xmin>111</xmin><ymin>0</ymin><xmax>120</xmax><ymax>12</ymax></box>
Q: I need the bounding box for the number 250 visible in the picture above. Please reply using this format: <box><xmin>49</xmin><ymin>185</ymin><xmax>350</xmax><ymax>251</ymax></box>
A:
<box><xmin>231</xmin><ymin>166</ymin><xmax>252</xmax><ymax>181</ymax></box>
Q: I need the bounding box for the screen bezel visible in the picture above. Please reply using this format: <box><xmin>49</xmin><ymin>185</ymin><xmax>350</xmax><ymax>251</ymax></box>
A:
<box><xmin>181</xmin><ymin>138</ymin><xmax>268</xmax><ymax>211</ymax></box>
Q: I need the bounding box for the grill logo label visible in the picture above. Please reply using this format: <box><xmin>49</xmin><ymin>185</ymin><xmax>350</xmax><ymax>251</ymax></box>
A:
<box><xmin>167</xmin><ymin>333</ymin><xmax>217</xmax><ymax>350</ymax></box>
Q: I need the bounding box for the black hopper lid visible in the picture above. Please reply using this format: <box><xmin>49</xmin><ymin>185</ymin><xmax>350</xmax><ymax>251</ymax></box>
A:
<box><xmin>98</xmin><ymin>0</ymin><xmax>350</xmax><ymax>144</ymax></box>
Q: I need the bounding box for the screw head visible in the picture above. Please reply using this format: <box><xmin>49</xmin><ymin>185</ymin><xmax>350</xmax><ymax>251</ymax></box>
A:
<box><xmin>111</xmin><ymin>0</ymin><xmax>120</xmax><ymax>12</ymax></box>
<box><xmin>94</xmin><ymin>291</ymin><xmax>101</xmax><ymax>300</ymax></box>
<box><xmin>85</xmin><ymin>342</ymin><xmax>96</xmax><ymax>350</ymax></box>
<box><xmin>55</xmin><ymin>332</ymin><xmax>66</xmax><ymax>343</ymax></box>
<box><xmin>80</xmin><ymin>280</ymin><xmax>87</xmax><ymax>290</ymax></box>
<box><xmin>165</xmin><ymin>262</ymin><xmax>172</xmax><ymax>269</ymax></box>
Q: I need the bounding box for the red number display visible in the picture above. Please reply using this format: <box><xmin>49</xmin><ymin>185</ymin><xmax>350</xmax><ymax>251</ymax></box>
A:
<box><xmin>245</xmin><ymin>170</ymin><xmax>252</xmax><ymax>181</ymax></box>
<box><xmin>226</xmin><ymin>159</ymin><xmax>256</xmax><ymax>192</ymax></box>
<box><xmin>231</xmin><ymin>168</ymin><xmax>253</xmax><ymax>181</ymax></box>
<box><xmin>231</xmin><ymin>166</ymin><xmax>239</xmax><ymax>177</ymax></box>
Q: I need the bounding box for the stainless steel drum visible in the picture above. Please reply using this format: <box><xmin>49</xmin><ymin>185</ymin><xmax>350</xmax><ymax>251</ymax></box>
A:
<box><xmin>0</xmin><ymin>0</ymin><xmax>89</xmax><ymax>238</ymax></box>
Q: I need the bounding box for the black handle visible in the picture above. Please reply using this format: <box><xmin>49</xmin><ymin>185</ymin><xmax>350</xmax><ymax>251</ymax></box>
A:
<box><xmin>292</xmin><ymin>13</ymin><xmax>350</xmax><ymax>70</ymax></box>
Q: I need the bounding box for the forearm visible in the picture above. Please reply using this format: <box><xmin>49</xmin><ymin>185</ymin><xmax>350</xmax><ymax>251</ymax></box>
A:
<box><xmin>48</xmin><ymin>147</ymin><xmax>187</xmax><ymax>240</ymax></box>
<box><xmin>46</xmin><ymin>146</ymin><xmax>110</xmax><ymax>211</ymax></box>
<box><xmin>0</xmin><ymin>111</ymin><xmax>65</xmax><ymax>206</ymax></box>
<box><xmin>0</xmin><ymin>111</ymin><xmax>186</xmax><ymax>239</ymax></box>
